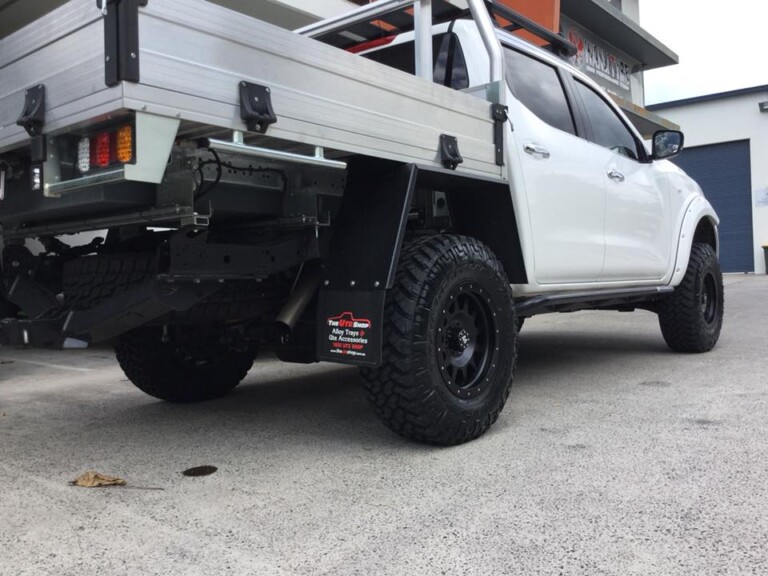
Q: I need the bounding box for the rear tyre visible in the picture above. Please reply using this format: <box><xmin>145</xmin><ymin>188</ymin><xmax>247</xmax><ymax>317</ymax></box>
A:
<box><xmin>658</xmin><ymin>242</ymin><xmax>723</xmax><ymax>353</ymax></box>
<box><xmin>115</xmin><ymin>326</ymin><xmax>254</xmax><ymax>403</ymax></box>
<box><xmin>361</xmin><ymin>234</ymin><xmax>518</xmax><ymax>446</ymax></box>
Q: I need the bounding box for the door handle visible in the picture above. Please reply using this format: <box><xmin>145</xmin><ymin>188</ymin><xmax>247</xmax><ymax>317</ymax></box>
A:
<box><xmin>608</xmin><ymin>169</ymin><xmax>625</xmax><ymax>182</ymax></box>
<box><xmin>524</xmin><ymin>143</ymin><xmax>550</xmax><ymax>159</ymax></box>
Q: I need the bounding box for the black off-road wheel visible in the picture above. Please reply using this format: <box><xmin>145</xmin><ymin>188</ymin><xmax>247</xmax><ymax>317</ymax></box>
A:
<box><xmin>361</xmin><ymin>235</ymin><xmax>518</xmax><ymax>446</ymax></box>
<box><xmin>115</xmin><ymin>326</ymin><xmax>254</xmax><ymax>403</ymax></box>
<box><xmin>658</xmin><ymin>242</ymin><xmax>724</xmax><ymax>353</ymax></box>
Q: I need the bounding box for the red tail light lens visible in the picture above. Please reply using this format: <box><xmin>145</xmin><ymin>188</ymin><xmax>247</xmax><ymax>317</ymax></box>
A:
<box><xmin>92</xmin><ymin>132</ymin><xmax>111</xmax><ymax>168</ymax></box>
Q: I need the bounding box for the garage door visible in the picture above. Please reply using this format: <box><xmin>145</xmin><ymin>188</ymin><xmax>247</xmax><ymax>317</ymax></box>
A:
<box><xmin>672</xmin><ymin>140</ymin><xmax>754</xmax><ymax>273</ymax></box>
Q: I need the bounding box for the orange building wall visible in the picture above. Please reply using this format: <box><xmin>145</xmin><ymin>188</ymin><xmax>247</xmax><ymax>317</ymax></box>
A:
<box><xmin>495</xmin><ymin>0</ymin><xmax>560</xmax><ymax>45</ymax></box>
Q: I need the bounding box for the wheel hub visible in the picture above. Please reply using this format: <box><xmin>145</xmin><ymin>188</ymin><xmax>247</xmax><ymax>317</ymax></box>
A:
<box><xmin>447</xmin><ymin>326</ymin><xmax>472</xmax><ymax>353</ymax></box>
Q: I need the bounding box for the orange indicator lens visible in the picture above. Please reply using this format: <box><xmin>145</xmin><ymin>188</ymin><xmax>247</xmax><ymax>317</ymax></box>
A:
<box><xmin>116</xmin><ymin>125</ymin><xmax>133</xmax><ymax>163</ymax></box>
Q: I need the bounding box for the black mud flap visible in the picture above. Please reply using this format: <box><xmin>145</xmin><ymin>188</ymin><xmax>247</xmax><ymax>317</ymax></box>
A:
<box><xmin>316</xmin><ymin>159</ymin><xmax>416</xmax><ymax>367</ymax></box>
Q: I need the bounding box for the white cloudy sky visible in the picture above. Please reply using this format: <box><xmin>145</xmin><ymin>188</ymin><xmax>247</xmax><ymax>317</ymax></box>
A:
<box><xmin>640</xmin><ymin>0</ymin><xmax>768</xmax><ymax>104</ymax></box>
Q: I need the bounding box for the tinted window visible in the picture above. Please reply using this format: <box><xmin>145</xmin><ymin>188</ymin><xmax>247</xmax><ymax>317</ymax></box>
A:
<box><xmin>505</xmin><ymin>49</ymin><xmax>575</xmax><ymax>135</ymax></box>
<box><xmin>574</xmin><ymin>80</ymin><xmax>641</xmax><ymax>160</ymax></box>
<box><xmin>363</xmin><ymin>33</ymin><xmax>469</xmax><ymax>90</ymax></box>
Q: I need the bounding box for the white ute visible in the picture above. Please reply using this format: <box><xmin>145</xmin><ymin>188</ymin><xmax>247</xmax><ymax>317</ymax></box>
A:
<box><xmin>0</xmin><ymin>0</ymin><xmax>722</xmax><ymax>445</ymax></box>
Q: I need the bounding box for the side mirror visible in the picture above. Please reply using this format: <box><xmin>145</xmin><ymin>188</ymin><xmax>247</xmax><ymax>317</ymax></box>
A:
<box><xmin>652</xmin><ymin>130</ymin><xmax>684</xmax><ymax>160</ymax></box>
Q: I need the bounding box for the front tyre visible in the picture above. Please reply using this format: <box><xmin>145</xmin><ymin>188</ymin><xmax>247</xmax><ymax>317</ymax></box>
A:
<box><xmin>361</xmin><ymin>235</ymin><xmax>518</xmax><ymax>446</ymax></box>
<box><xmin>658</xmin><ymin>242</ymin><xmax>724</xmax><ymax>353</ymax></box>
<box><xmin>115</xmin><ymin>326</ymin><xmax>254</xmax><ymax>403</ymax></box>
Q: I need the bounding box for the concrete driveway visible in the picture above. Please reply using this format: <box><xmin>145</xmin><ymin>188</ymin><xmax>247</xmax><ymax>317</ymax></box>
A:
<box><xmin>1</xmin><ymin>275</ymin><xmax>766</xmax><ymax>576</ymax></box>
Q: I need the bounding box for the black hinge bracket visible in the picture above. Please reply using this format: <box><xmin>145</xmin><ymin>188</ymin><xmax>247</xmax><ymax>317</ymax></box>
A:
<box><xmin>491</xmin><ymin>104</ymin><xmax>509</xmax><ymax>167</ymax></box>
<box><xmin>101</xmin><ymin>0</ymin><xmax>147</xmax><ymax>87</ymax></box>
<box><xmin>439</xmin><ymin>134</ymin><xmax>463</xmax><ymax>170</ymax></box>
<box><xmin>16</xmin><ymin>84</ymin><xmax>46</xmax><ymax>137</ymax></box>
<box><xmin>239</xmin><ymin>82</ymin><xmax>277</xmax><ymax>134</ymax></box>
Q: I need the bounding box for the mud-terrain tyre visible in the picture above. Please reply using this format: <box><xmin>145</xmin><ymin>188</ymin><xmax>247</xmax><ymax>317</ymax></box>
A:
<box><xmin>658</xmin><ymin>242</ymin><xmax>723</xmax><ymax>353</ymax></box>
<box><xmin>115</xmin><ymin>326</ymin><xmax>254</xmax><ymax>403</ymax></box>
<box><xmin>361</xmin><ymin>235</ymin><xmax>518</xmax><ymax>445</ymax></box>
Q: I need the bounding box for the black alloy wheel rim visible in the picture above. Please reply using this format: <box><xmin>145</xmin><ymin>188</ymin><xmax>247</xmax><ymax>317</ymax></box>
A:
<box><xmin>701</xmin><ymin>273</ymin><xmax>718</xmax><ymax>324</ymax></box>
<box><xmin>436</xmin><ymin>283</ymin><xmax>497</xmax><ymax>399</ymax></box>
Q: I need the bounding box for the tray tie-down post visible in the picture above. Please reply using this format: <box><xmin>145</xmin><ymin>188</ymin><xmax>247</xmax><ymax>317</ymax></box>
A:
<box><xmin>16</xmin><ymin>84</ymin><xmax>46</xmax><ymax>137</ymax></box>
<box><xmin>239</xmin><ymin>82</ymin><xmax>277</xmax><ymax>134</ymax></box>
<box><xmin>439</xmin><ymin>134</ymin><xmax>463</xmax><ymax>170</ymax></box>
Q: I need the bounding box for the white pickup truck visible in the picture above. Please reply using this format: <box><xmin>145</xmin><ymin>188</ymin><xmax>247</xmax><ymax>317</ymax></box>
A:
<box><xmin>0</xmin><ymin>0</ymin><xmax>722</xmax><ymax>445</ymax></box>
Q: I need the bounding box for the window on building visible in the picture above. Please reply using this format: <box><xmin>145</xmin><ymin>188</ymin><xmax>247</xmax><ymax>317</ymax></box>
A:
<box><xmin>505</xmin><ymin>48</ymin><xmax>576</xmax><ymax>135</ymax></box>
<box><xmin>573</xmin><ymin>80</ymin><xmax>641</xmax><ymax>160</ymax></box>
<box><xmin>362</xmin><ymin>33</ymin><xmax>469</xmax><ymax>90</ymax></box>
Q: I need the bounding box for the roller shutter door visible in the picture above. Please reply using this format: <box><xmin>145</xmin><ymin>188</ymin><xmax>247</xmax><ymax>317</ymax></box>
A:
<box><xmin>672</xmin><ymin>140</ymin><xmax>754</xmax><ymax>272</ymax></box>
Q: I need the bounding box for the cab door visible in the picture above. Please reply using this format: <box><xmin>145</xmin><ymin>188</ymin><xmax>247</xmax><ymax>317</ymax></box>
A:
<box><xmin>570</xmin><ymin>79</ymin><xmax>673</xmax><ymax>281</ymax></box>
<box><xmin>505</xmin><ymin>48</ymin><xmax>606</xmax><ymax>284</ymax></box>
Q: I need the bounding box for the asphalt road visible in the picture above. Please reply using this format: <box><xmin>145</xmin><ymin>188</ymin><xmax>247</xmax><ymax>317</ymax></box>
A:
<box><xmin>1</xmin><ymin>275</ymin><xmax>766</xmax><ymax>576</ymax></box>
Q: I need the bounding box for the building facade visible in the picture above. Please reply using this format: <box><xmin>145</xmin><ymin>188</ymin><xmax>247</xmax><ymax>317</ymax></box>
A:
<box><xmin>649</xmin><ymin>86</ymin><xmax>768</xmax><ymax>274</ymax></box>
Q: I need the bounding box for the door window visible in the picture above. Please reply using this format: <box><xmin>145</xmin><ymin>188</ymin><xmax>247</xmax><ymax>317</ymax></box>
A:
<box><xmin>574</xmin><ymin>80</ymin><xmax>642</xmax><ymax>160</ymax></box>
<box><xmin>505</xmin><ymin>49</ymin><xmax>576</xmax><ymax>135</ymax></box>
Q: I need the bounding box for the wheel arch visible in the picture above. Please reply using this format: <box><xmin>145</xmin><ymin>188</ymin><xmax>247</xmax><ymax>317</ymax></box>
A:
<box><xmin>671</xmin><ymin>196</ymin><xmax>720</xmax><ymax>286</ymax></box>
<box><xmin>416</xmin><ymin>166</ymin><xmax>528</xmax><ymax>284</ymax></box>
<box><xmin>323</xmin><ymin>158</ymin><xmax>526</xmax><ymax>296</ymax></box>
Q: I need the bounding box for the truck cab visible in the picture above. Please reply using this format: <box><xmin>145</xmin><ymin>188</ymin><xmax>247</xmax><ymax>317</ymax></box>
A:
<box><xmin>356</xmin><ymin>19</ymin><xmax>716</xmax><ymax>292</ymax></box>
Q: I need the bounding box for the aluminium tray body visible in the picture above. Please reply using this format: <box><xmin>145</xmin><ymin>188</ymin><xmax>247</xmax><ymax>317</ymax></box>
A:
<box><xmin>0</xmin><ymin>0</ymin><xmax>502</xmax><ymax>179</ymax></box>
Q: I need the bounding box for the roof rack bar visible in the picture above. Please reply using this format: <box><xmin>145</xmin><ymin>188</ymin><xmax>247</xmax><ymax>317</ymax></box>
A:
<box><xmin>484</xmin><ymin>0</ymin><xmax>577</xmax><ymax>57</ymax></box>
<box><xmin>298</xmin><ymin>0</ymin><xmax>505</xmax><ymax>91</ymax></box>
<box><xmin>297</xmin><ymin>0</ymin><xmax>414</xmax><ymax>39</ymax></box>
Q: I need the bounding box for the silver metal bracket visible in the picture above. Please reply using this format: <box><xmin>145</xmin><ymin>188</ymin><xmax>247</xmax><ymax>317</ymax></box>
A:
<box><xmin>207</xmin><ymin>135</ymin><xmax>347</xmax><ymax>170</ymax></box>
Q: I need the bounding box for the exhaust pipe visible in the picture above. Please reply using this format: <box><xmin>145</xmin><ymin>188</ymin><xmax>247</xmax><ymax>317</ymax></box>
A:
<box><xmin>272</xmin><ymin>261</ymin><xmax>322</xmax><ymax>344</ymax></box>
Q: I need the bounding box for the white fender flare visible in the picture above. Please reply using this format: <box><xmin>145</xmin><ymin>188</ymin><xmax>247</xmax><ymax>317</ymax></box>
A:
<box><xmin>670</xmin><ymin>196</ymin><xmax>720</xmax><ymax>287</ymax></box>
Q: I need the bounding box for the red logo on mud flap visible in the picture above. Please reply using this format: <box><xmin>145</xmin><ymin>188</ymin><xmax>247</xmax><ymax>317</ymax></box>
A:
<box><xmin>327</xmin><ymin>312</ymin><xmax>371</xmax><ymax>330</ymax></box>
<box><xmin>326</xmin><ymin>312</ymin><xmax>372</xmax><ymax>358</ymax></box>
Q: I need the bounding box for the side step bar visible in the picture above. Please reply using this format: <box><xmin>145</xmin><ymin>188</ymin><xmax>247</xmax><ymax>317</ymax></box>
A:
<box><xmin>516</xmin><ymin>286</ymin><xmax>674</xmax><ymax>317</ymax></box>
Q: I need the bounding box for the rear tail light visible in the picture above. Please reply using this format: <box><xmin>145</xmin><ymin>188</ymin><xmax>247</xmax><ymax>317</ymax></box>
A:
<box><xmin>93</xmin><ymin>132</ymin><xmax>111</xmax><ymax>168</ymax></box>
<box><xmin>77</xmin><ymin>123</ymin><xmax>134</xmax><ymax>174</ymax></box>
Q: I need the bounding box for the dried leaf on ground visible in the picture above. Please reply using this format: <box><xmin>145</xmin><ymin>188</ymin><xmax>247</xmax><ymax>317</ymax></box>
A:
<box><xmin>70</xmin><ymin>471</ymin><xmax>127</xmax><ymax>488</ymax></box>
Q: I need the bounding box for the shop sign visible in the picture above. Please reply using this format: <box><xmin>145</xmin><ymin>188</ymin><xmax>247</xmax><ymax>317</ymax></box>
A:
<box><xmin>561</xmin><ymin>16</ymin><xmax>635</xmax><ymax>101</ymax></box>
